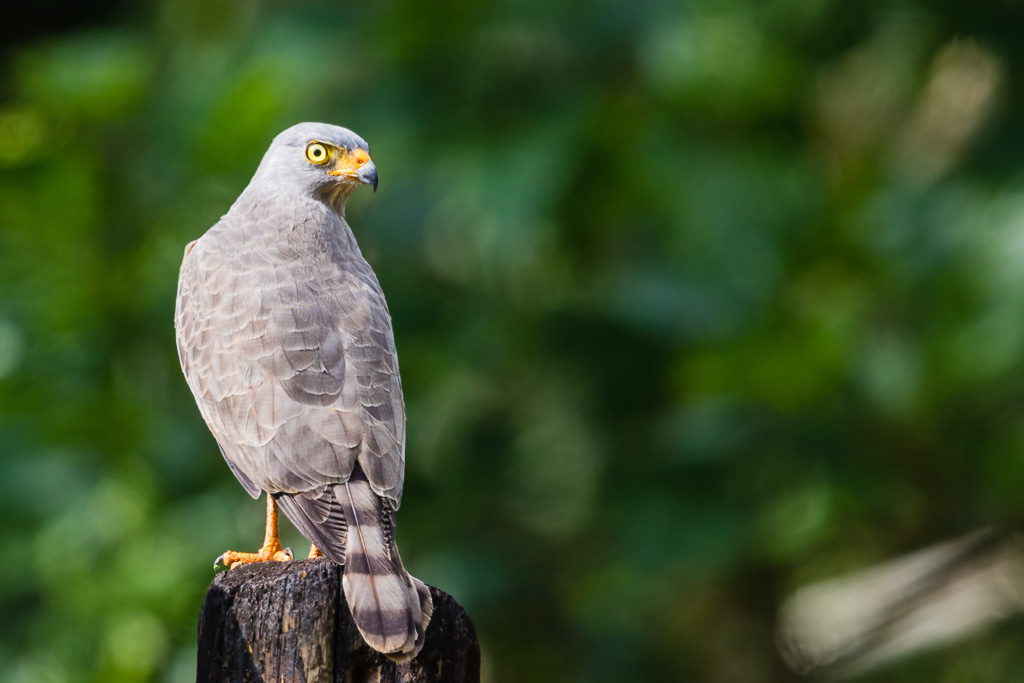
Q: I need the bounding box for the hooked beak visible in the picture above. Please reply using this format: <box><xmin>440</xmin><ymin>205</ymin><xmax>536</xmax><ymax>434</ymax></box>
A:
<box><xmin>326</xmin><ymin>148</ymin><xmax>378</xmax><ymax>193</ymax></box>
<box><xmin>357</xmin><ymin>160</ymin><xmax>378</xmax><ymax>193</ymax></box>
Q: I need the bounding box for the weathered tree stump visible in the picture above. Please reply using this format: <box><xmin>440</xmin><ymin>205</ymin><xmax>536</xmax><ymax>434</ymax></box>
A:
<box><xmin>197</xmin><ymin>558</ymin><xmax>480</xmax><ymax>683</ymax></box>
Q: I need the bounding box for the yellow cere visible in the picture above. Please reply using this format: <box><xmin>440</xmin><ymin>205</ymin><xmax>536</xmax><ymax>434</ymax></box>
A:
<box><xmin>326</xmin><ymin>148</ymin><xmax>372</xmax><ymax>177</ymax></box>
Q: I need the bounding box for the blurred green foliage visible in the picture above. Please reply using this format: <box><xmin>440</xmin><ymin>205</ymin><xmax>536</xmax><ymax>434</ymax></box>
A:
<box><xmin>4</xmin><ymin>1</ymin><xmax>1024</xmax><ymax>681</ymax></box>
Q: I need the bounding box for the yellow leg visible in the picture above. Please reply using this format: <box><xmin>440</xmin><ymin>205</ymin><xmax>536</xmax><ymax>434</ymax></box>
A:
<box><xmin>215</xmin><ymin>494</ymin><xmax>293</xmax><ymax>569</ymax></box>
<box><xmin>308</xmin><ymin>544</ymin><xmax>323</xmax><ymax>558</ymax></box>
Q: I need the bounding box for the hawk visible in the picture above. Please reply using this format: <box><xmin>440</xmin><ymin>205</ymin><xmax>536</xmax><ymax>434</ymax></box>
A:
<box><xmin>174</xmin><ymin>122</ymin><xmax>432</xmax><ymax>661</ymax></box>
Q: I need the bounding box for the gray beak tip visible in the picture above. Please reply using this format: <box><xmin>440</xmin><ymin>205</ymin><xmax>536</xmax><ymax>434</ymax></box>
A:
<box><xmin>358</xmin><ymin>162</ymin><xmax>379</xmax><ymax>193</ymax></box>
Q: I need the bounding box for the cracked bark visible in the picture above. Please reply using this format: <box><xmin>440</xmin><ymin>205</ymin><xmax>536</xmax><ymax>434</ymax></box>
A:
<box><xmin>196</xmin><ymin>558</ymin><xmax>480</xmax><ymax>683</ymax></box>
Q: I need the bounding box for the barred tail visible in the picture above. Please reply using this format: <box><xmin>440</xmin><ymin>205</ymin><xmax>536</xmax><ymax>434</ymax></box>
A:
<box><xmin>337</xmin><ymin>474</ymin><xmax>433</xmax><ymax>661</ymax></box>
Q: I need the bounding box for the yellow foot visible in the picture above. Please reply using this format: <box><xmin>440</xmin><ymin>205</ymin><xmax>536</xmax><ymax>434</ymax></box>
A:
<box><xmin>214</xmin><ymin>494</ymin><xmax>293</xmax><ymax>570</ymax></box>
<box><xmin>215</xmin><ymin>545</ymin><xmax>292</xmax><ymax>570</ymax></box>
<box><xmin>308</xmin><ymin>544</ymin><xmax>323</xmax><ymax>558</ymax></box>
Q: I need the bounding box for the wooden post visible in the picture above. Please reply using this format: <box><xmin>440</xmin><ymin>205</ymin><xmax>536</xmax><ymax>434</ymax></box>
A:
<box><xmin>197</xmin><ymin>558</ymin><xmax>480</xmax><ymax>683</ymax></box>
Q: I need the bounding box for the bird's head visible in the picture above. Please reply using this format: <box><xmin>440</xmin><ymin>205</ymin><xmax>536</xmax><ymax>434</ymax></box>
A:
<box><xmin>251</xmin><ymin>122</ymin><xmax>378</xmax><ymax>212</ymax></box>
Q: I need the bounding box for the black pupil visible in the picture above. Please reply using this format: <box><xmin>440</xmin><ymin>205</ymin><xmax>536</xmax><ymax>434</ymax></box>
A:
<box><xmin>312</xmin><ymin>147</ymin><xmax>323</xmax><ymax>157</ymax></box>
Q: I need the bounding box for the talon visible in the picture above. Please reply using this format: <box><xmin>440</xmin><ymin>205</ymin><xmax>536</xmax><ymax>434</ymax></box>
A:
<box><xmin>215</xmin><ymin>494</ymin><xmax>294</xmax><ymax>569</ymax></box>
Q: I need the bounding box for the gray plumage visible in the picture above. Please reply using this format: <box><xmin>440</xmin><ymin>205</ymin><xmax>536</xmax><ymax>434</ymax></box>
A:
<box><xmin>175</xmin><ymin>122</ymin><xmax>432</xmax><ymax>660</ymax></box>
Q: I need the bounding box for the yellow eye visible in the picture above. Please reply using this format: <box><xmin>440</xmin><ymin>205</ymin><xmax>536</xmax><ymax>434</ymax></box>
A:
<box><xmin>305</xmin><ymin>142</ymin><xmax>329</xmax><ymax>164</ymax></box>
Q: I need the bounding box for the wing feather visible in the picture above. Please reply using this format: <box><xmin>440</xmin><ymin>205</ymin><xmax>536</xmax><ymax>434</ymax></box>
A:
<box><xmin>174</xmin><ymin>208</ymin><xmax>407</xmax><ymax>504</ymax></box>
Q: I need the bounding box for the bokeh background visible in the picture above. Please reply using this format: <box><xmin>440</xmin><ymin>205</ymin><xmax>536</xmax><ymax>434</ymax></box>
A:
<box><xmin>5</xmin><ymin>1</ymin><xmax>1024</xmax><ymax>681</ymax></box>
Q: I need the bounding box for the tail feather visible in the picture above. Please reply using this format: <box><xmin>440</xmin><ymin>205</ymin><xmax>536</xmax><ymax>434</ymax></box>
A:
<box><xmin>337</xmin><ymin>474</ymin><xmax>432</xmax><ymax>660</ymax></box>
